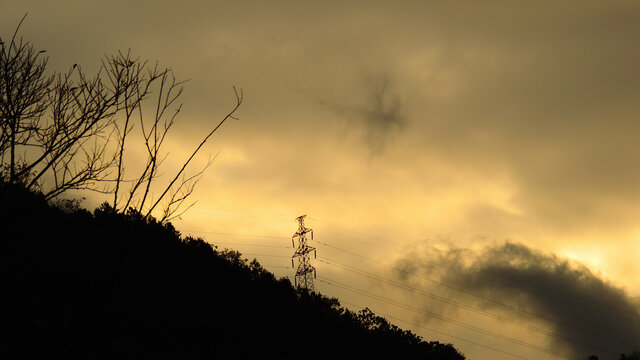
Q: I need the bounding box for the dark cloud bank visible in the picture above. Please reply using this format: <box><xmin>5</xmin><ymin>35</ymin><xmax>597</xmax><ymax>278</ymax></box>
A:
<box><xmin>395</xmin><ymin>242</ymin><xmax>640</xmax><ymax>358</ymax></box>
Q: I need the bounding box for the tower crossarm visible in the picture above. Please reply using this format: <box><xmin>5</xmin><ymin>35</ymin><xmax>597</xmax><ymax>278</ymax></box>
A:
<box><xmin>292</xmin><ymin>245</ymin><xmax>316</xmax><ymax>258</ymax></box>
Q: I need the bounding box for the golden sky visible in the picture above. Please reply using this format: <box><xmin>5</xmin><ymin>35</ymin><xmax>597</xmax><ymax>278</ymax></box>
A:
<box><xmin>4</xmin><ymin>1</ymin><xmax>640</xmax><ymax>358</ymax></box>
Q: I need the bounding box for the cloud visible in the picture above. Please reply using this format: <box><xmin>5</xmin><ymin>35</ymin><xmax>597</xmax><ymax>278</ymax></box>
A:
<box><xmin>320</xmin><ymin>72</ymin><xmax>406</xmax><ymax>154</ymax></box>
<box><xmin>358</xmin><ymin>74</ymin><xmax>406</xmax><ymax>153</ymax></box>
<box><xmin>394</xmin><ymin>242</ymin><xmax>640</xmax><ymax>358</ymax></box>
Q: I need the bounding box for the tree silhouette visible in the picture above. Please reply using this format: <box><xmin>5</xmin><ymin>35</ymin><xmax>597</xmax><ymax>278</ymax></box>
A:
<box><xmin>0</xmin><ymin>15</ymin><xmax>242</xmax><ymax>221</ymax></box>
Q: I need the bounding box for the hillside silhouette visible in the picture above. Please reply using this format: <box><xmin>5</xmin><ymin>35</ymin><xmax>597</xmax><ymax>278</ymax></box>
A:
<box><xmin>0</xmin><ymin>181</ymin><xmax>466</xmax><ymax>359</ymax></box>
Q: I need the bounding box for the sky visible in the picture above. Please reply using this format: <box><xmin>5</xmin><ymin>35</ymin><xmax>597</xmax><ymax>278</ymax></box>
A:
<box><xmin>3</xmin><ymin>1</ymin><xmax>640</xmax><ymax>358</ymax></box>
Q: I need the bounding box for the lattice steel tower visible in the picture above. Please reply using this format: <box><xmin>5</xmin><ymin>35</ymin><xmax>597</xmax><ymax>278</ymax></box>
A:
<box><xmin>291</xmin><ymin>214</ymin><xmax>316</xmax><ymax>291</ymax></box>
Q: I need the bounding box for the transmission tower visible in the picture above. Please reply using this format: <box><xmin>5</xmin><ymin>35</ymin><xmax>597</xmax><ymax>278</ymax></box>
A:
<box><xmin>291</xmin><ymin>214</ymin><xmax>316</xmax><ymax>291</ymax></box>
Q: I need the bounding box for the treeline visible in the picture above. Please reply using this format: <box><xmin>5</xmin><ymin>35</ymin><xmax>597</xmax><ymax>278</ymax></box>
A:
<box><xmin>0</xmin><ymin>182</ymin><xmax>465</xmax><ymax>359</ymax></box>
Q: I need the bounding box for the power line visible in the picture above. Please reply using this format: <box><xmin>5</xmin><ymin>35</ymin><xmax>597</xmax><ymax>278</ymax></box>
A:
<box><xmin>339</xmin><ymin>300</ymin><xmax>532</xmax><ymax>360</ymax></box>
<box><xmin>175</xmin><ymin>219</ymin><xmax>638</xmax><ymax>356</ymax></box>
<box><xmin>260</xmin><ymin>264</ymin><xmax>293</xmax><ymax>269</ymax></box>
<box><xmin>184</xmin><ymin>225</ymin><xmax>637</xmax><ymax>351</ymax></box>
<box><xmin>215</xmin><ymin>241</ymin><xmax>602</xmax><ymax>358</ymax></box>
<box><xmin>317</xmin><ymin>276</ymin><xmax>574</xmax><ymax>360</ymax></box>
<box><xmin>182</xmin><ymin>212</ymin><xmax>636</xmax><ymax>321</ymax></box>
<box><xmin>180</xmin><ymin>224</ymin><xmax>636</xmax><ymax>351</ymax></box>
<box><xmin>309</xmin><ymin>217</ymin><xmax>640</xmax><ymax>322</ymax></box>
<box><xmin>181</xmin><ymin>207</ymin><xmax>297</xmax><ymax>222</ymax></box>
<box><xmin>307</xmin><ymin>217</ymin><xmax>406</xmax><ymax>255</ymax></box>
<box><xmin>212</xmin><ymin>241</ymin><xmax>291</xmax><ymax>249</ymax></box>
<box><xmin>311</xmin><ymin>238</ymin><xmax>637</xmax><ymax>350</ymax></box>
<box><xmin>185</xmin><ymin>218</ymin><xmax>614</xmax><ymax>315</ymax></box>
<box><xmin>181</xmin><ymin>230</ymin><xmax>288</xmax><ymax>239</ymax></box>
<box><xmin>241</xmin><ymin>253</ymin><xmax>292</xmax><ymax>258</ymax></box>
<box><xmin>316</xmin><ymin>256</ymin><xmax>616</xmax><ymax>357</ymax></box>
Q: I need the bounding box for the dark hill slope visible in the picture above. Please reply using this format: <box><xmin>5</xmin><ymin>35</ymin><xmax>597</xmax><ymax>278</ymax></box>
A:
<box><xmin>0</xmin><ymin>182</ymin><xmax>465</xmax><ymax>359</ymax></box>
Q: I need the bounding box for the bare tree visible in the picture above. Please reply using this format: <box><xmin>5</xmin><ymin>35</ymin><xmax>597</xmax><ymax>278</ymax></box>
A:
<box><xmin>1</xmin><ymin>16</ymin><xmax>124</xmax><ymax>196</ymax></box>
<box><xmin>103</xmin><ymin>50</ymin><xmax>243</xmax><ymax>222</ymax></box>
<box><xmin>0</xmin><ymin>16</ymin><xmax>242</xmax><ymax>222</ymax></box>
<box><xmin>1</xmin><ymin>15</ymin><xmax>55</xmax><ymax>185</ymax></box>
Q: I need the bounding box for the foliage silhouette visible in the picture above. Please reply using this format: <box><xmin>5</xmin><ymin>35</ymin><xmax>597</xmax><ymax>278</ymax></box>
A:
<box><xmin>587</xmin><ymin>353</ymin><xmax>640</xmax><ymax>360</ymax></box>
<box><xmin>0</xmin><ymin>182</ymin><xmax>465</xmax><ymax>359</ymax></box>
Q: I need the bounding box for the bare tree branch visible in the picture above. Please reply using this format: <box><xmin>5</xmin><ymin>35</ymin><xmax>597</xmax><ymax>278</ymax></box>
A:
<box><xmin>144</xmin><ymin>86</ymin><xmax>242</xmax><ymax>218</ymax></box>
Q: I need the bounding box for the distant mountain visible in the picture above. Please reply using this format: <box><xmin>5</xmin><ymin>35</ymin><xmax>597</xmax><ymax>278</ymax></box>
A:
<box><xmin>0</xmin><ymin>181</ymin><xmax>466</xmax><ymax>359</ymax></box>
